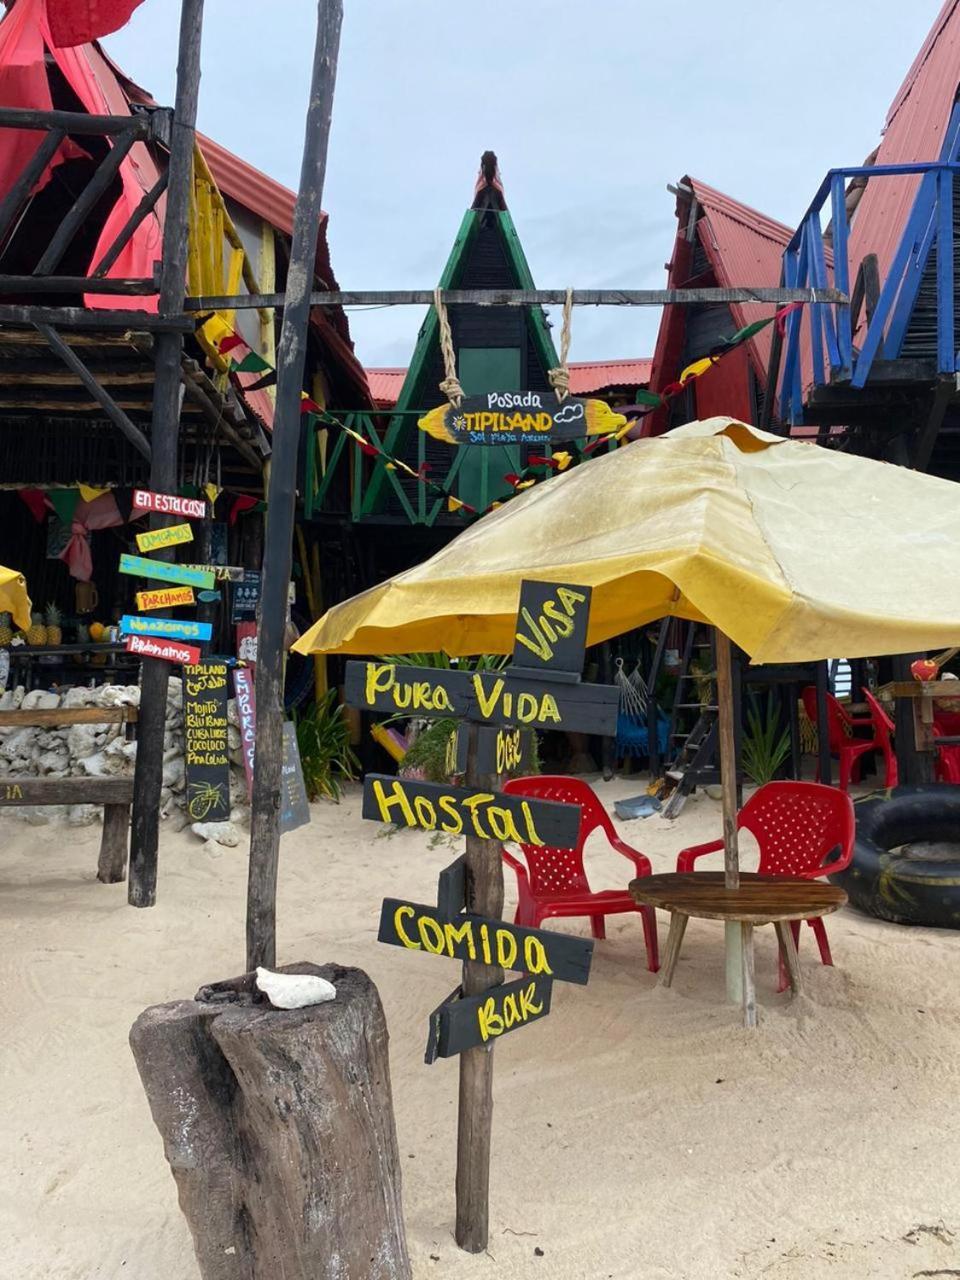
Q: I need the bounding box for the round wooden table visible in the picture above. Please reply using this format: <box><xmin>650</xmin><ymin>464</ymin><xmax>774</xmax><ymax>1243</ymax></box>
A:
<box><xmin>629</xmin><ymin>872</ymin><xmax>848</xmax><ymax>1027</ymax></box>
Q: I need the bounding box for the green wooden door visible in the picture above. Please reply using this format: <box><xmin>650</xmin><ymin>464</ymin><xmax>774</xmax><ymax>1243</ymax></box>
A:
<box><xmin>457</xmin><ymin>347</ymin><xmax>522</xmax><ymax>510</ymax></box>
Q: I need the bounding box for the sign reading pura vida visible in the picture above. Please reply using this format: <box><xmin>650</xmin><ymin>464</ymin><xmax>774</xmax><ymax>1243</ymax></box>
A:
<box><xmin>417</xmin><ymin>391</ymin><xmax>627</xmax><ymax>447</ymax></box>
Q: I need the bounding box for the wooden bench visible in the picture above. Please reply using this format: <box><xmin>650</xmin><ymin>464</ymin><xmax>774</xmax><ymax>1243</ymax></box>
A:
<box><xmin>0</xmin><ymin>705</ymin><xmax>138</xmax><ymax>883</ymax></box>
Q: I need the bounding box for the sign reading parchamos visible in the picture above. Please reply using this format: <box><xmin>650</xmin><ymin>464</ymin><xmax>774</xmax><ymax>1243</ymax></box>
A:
<box><xmin>135</xmin><ymin>586</ymin><xmax>195</xmax><ymax>612</ymax></box>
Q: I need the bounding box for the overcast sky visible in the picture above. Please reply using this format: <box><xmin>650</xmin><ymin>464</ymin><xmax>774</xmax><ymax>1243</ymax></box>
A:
<box><xmin>105</xmin><ymin>0</ymin><xmax>941</xmax><ymax>371</ymax></box>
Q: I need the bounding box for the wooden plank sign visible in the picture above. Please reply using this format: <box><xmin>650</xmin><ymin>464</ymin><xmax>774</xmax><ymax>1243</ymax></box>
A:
<box><xmin>363</xmin><ymin>774</ymin><xmax>580</xmax><ymax>847</ymax></box>
<box><xmin>279</xmin><ymin>721</ymin><xmax>310</xmax><ymax>833</ymax></box>
<box><xmin>455</xmin><ymin>724</ymin><xmax>534</xmax><ymax>777</ymax></box>
<box><xmin>512</xmin><ymin>581</ymin><xmax>591</xmax><ymax>676</ymax></box>
<box><xmin>378</xmin><ymin>898</ymin><xmax>593</xmax><ymax>985</ymax></box>
<box><xmin>436</xmin><ymin>854</ymin><xmax>467</xmax><ymax>916</ymax></box>
<box><xmin>135</xmin><ymin>522</ymin><xmax>194</xmax><ymax>553</ymax></box>
<box><xmin>120</xmin><ymin>615</ymin><xmax>212</xmax><ymax>643</ymax></box>
<box><xmin>132</xmin><ymin>488</ymin><xmax>207</xmax><ymax>520</ymax></box>
<box><xmin>135</xmin><ymin>586</ymin><xmax>196</xmax><ymax>612</ymax></box>
<box><xmin>183</xmin><ymin>563</ymin><xmax>245</xmax><ymax>583</ymax></box>
<box><xmin>233</xmin><ymin>667</ymin><xmax>256</xmax><ymax>799</ymax></box>
<box><xmin>183</xmin><ymin>663</ymin><xmax>231</xmax><ymax>823</ymax></box>
<box><xmin>125</xmin><ymin>634</ymin><xmax>201</xmax><ymax>665</ymax></box>
<box><xmin>119</xmin><ymin>554</ymin><xmax>214</xmax><ymax>589</ymax></box>
<box><xmin>344</xmin><ymin>662</ymin><xmax>618</xmax><ymax>736</ymax></box>
<box><xmin>425</xmin><ymin>975</ymin><xmax>554</xmax><ymax>1064</ymax></box>
<box><xmin>418</xmin><ymin>392</ymin><xmax>626</xmax><ymax>446</ymax></box>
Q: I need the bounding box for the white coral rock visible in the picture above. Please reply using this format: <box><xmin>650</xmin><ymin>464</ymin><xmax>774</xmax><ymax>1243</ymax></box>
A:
<box><xmin>255</xmin><ymin>968</ymin><xmax>336</xmax><ymax>1010</ymax></box>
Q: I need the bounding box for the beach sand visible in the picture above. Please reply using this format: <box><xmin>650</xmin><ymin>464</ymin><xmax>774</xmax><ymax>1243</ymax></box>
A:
<box><xmin>3</xmin><ymin>777</ymin><xmax>959</xmax><ymax>1280</ymax></box>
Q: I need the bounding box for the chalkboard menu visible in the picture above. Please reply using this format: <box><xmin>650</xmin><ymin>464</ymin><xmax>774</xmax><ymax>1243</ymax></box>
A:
<box><xmin>280</xmin><ymin>721</ymin><xmax>310</xmax><ymax>833</ymax></box>
<box><xmin>183</xmin><ymin>663</ymin><xmax>231</xmax><ymax>823</ymax></box>
<box><xmin>231</xmin><ymin>570</ymin><xmax>261</xmax><ymax>623</ymax></box>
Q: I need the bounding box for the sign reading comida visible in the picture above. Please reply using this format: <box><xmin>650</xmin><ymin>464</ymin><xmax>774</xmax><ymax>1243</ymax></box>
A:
<box><xmin>417</xmin><ymin>391</ymin><xmax>626</xmax><ymax>446</ymax></box>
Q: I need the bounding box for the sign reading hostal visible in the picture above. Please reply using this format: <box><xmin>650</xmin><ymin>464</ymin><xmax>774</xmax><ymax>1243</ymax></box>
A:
<box><xmin>183</xmin><ymin>663</ymin><xmax>231</xmax><ymax>823</ymax></box>
<box><xmin>418</xmin><ymin>392</ymin><xmax>626</xmax><ymax>446</ymax></box>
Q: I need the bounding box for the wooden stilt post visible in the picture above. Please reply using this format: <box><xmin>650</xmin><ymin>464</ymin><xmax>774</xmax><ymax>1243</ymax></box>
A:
<box><xmin>715</xmin><ymin>632</ymin><xmax>745</xmax><ymax>1005</ymax></box>
<box><xmin>246</xmin><ymin>0</ymin><xmax>342</xmax><ymax>970</ymax></box>
<box><xmin>455</xmin><ymin>722</ymin><xmax>504</xmax><ymax>1252</ymax></box>
<box><xmin>128</xmin><ymin>0</ymin><xmax>204</xmax><ymax>908</ymax></box>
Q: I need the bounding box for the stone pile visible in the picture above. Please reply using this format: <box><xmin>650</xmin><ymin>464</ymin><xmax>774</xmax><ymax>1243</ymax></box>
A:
<box><xmin>0</xmin><ymin>679</ymin><xmax>250</xmax><ymax>843</ymax></box>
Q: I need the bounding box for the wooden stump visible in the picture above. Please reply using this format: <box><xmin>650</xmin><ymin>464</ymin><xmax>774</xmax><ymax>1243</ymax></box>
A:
<box><xmin>130</xmin><ymin>963</ymin><xmax>411</xmax><ymax>1280</ymax></box>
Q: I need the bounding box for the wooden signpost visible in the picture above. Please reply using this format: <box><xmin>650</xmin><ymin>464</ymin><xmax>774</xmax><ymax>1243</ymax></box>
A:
<box><xmin>183</xmin><ymin>663</ymin><xmax>231</xmax><ymax>823</ymax></box>
<box><xmin>132</xmin><ymin>488</ymin><xmax>207</xmax><ymax>520</ymax></box>
<box><xmin>135</xmin><ymin>522</ymin><xmax>194</xmax><ymax>553</ymax></box>
<box><xmin>233</xmin><ymin>667</ymin><xmax>256</xmax><ymax>799</ymax></box>
<box><xmin>417</xmin><ymin>392</ymin><xmax>626</xmax><ymax>446</ymax></box>
<box><xmin>125</xmin><ymin>634</ymin><xmax>202</xmax><ymax>665</ymax></box>
<box><xmin>136</xmin><ymin>586</ymin><xmax>196</xmax><ymax>612</ymax></box>
<box><xmin>119</xmin><ymin>554</ymin><xmax>214</xmax><ymax>590</ymax></box>
<box><xmin>345</xmin><ymin>578</ymin><xmax>613</xmax><ymax>1253</ymax></box>
<box><xmin>120</xmin><ymin>615</ymin><xmax>212</xmax><ymax>643</ymax></box>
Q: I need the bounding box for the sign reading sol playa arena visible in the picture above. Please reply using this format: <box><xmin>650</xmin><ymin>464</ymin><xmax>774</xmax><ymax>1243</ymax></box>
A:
<box><xmin>417</xmin><ymin>391</ymin><xmax>627</xmax><ymax>446</ymax></box>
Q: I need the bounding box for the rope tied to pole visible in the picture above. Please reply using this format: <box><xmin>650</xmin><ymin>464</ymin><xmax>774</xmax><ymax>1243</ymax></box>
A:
<box><xmin>434</xmin><ymin>287</ymin><xmax>463</xmax><ymax>407</ymax></box>
<box><xmin>548</xmin><ymin>287</ymin><xmax>574</xmax><ymax>400</ymax></box>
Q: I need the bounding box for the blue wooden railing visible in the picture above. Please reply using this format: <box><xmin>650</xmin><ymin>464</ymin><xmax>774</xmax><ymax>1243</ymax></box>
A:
<box><xmin>779</xmin><ymin>103</ymin><xmax>960</xmax><ymax>424</ymax></box>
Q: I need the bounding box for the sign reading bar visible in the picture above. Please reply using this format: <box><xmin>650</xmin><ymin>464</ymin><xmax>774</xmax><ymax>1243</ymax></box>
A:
<box><xmin>280</xmin><ymin>721</ymin><xmax>311</xmax><ymax>833</ymax></box>
<box><xmin>425</xmin><ymin>975</ymin><xmax>554</xmax><ymax>1064</ymax></box>
<box><xmin>418</xmin><ymin>392</ymin><xmax>626</xmax><ymax>447</ymax></box>
<box><xmin>120</xmin><ymin>615</ymin><xmax>212</xmax><ymax>643</ymax></box>
<box><xmin>363</xmin><ymin>774</ymin><xmax>580</xmax><ymax>848</ymax></box>
<box><xmin>455</xmin><ymin>724</ymin><xmax>534</xmax><ymax>777</ymax></box>
<box><xmin>125</xmin><ymin>634</ymin><xmax>201</xmax><ymax>665</ymax></box>
<box><xmin>135</xmin><ymin>522</ymin><xmax>194</xmax><ymax>553</ymax></box>
<box><xmin>183</xmin><ymin>663</ymin><xmax>231</xmax><ymax>823</ymax></box>
<box><xmin>512</xmin><ymin>581</ymin><xmax>591</xmax><ymax>675</ymax></box>
<box><xmin>135</xmin><ymin>586</ymin><xmax>195</xmax><ymax>612</ymax></box>
<box><xmin>132</xmin><ymin>489</ymin><xmax>207</xmax><ymax>520</ymax></box>
<box><xmin>233</xmin><ymin>667</ymin><xmax>256</xmax><ymax>799</ymax></box>
<box><xmin>378</xmin><ymin>898</ymin><xmax>593</xmax><ymax>985</ymax></box>
<box><xmin>345</xmin><ymin>662</ymin><xmax>618</xmax><ymax>736</ymax></box>
<box><xmin>119</xmin><ymin>555</ymin><xmax>214</xmax><ymax>590</ymax></box>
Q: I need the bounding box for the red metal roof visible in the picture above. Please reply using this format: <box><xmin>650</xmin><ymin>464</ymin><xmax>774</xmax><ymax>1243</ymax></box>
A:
<box><xmin>366</xmin><ymin>359</ymin><xmax>652</xmax><ymax>409</ymax></box>
<box><xmin>846</xmin><ymin>1</ymin><xmax>960</xmax><ymax>320</ymax></box>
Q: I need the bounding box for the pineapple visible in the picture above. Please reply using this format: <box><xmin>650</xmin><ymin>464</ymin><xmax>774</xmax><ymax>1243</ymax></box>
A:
<box><xmin>44</xmin><ymin>602</ymin><xmax>62</xmax><ymax>646</ymax></box>
<box><xmin>26</xmin><ymin>611</ymin><xmax>47</xmax><ymax>646</ymax></box>
<box><xmin>0</xmin><ymin>612</ymin><xmax>12</xmax><ymax>646</ymax></box>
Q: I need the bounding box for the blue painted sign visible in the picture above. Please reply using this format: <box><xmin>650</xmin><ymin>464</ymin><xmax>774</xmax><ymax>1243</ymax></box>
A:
<box><xmin>120</xmin><ymin>615</ymin><xmax>213</xmax><ymax>642</ymax></box>
<box><xmin>118</xmin><ymin>555</ymin><xmax>215</xmax><ymax>589</ymax></box>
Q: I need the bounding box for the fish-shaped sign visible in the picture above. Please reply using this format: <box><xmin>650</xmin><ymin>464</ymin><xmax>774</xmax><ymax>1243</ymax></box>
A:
<box><xmin>418</xmin><ymin>391</ymin><xmax>627</xmax><ymax>446</ymax></box>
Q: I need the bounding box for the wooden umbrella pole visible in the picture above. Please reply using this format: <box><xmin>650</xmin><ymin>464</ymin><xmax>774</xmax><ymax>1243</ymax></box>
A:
<box><xmin>715</xmin><ymin>632</ymin><xmax>751</xmax><ymax>1015</ymax></box>
<box><xmin>455</xmin><ymin>722</ymin><xmax>504</xmax><ymax>1252</ymax></box>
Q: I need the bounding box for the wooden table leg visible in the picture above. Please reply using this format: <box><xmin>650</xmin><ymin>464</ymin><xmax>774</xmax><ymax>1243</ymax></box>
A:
<box><xmin>774</xmin><ymin>920</ymin><xmax>803</xmax><ymax>994</ymax></box>
<box><xmin>741</xmin><ymin>923</ymin><xmax>757</xmax><ymax>1028</ymax></box>
<box><xmin>659</xmin><ymin>912</ymin><xmax>689</xmax><ymax>988</ymax></box>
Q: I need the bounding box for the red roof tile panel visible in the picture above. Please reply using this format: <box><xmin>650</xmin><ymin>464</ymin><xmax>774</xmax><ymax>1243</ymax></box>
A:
<box><xmin>365</xmin><ymin>360</ymin><xmax>652</xmax><ymax>409</ymax></box>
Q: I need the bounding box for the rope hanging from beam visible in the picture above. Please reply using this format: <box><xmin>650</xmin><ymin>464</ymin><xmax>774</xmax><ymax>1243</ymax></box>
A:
<box><xmin>547</xmin><ymin>287</ymin><xmax>574</xmax><ymax>400</ymax></box>
<box><xmin>434</xmin><ymin>286</ymin><xmax>463</xmax><ymax>407</ymax></box>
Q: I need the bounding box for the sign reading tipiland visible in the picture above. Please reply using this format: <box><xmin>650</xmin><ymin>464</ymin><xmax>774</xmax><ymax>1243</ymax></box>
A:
<box><xmin>183</xmin><ymin>664</ymin><xmax>231</xmax><ymax>823</ymax></box>
<box><xmin>417</xmin><ymin>392</ymin><xmax>626</xmax><ymax>447</ymax></box>
<box><xmin>132</xmin><ymin>489</ymin><xmax>207</xmax><ymax>520</ymax></box>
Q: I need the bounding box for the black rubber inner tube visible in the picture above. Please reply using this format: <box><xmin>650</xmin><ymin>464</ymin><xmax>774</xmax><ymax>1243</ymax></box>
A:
<box><xmin>830</xmin><ymin>785</ymin><xmax>960</xmax><ymax>928</ymax></box>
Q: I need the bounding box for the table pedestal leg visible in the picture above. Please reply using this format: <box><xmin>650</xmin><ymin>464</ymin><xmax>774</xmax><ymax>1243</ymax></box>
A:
<box><xmin>774</xmin><ymin>920</ymin><xmax>803</xmax><ymax>994</ymax></box>
<box><xmin>741</xmin><ymin>923</ymin><xmax>757</xmax><ymax>1028</ymax></box>
<box><xmin>659</xmin><ymin>912</ymin><xmax>689</xmax><ymax>988</ymax></box>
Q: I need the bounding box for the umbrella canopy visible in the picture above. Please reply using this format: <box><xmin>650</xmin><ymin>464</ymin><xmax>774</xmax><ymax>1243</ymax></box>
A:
<box><xmin>0</xmin><ymin>564</ymin><xmax>31</xmax><ymax>632</ymax></box>
<box><xmin>295</xmin><ymin>419</ymin><xmax>960</xmax><ymax>662</ymax></box>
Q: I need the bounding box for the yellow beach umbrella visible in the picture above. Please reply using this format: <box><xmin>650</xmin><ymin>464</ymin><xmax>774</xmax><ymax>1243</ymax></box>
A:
<box><xmin>0</xmin><ymin>564</ymin><xmax>31</xmax><ymax>633</ymax></box>
<box><xmin>295</xmin><ymin>419</ymin><xmax>960</xmax><ymax>663</ymax></box>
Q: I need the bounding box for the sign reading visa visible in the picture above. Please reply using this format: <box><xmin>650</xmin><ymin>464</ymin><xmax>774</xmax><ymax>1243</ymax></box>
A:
<box><xmin>120</xmin><ymin>615</ymin><xmax>212</xmax><ymax>643</ymax></box>
<box><xmin>125</xmin><ymin>634</ymin><xmax>201</xmax><ymax>665</ymax></box>
<box><xmin>119</xmin><ymin>555</ymin><xmax>214</xmax><ymax>590</ymax></box>
<box><xmin>135</xmin><ymin>586</ymin><xmax>195</xmax><ymax>612</ymax></box>
<box><xmin>132</xmin><ymin>489</ymin><xmax>207</xmax><ymax>520</ymax></box>
<box><xmin>512</xmin><ymin>581</ymin><xmax>591</xmax><ymax>675</ymax></box>
<box><xmin>135</xmin><ymin>522</ymin><xmax>193</xmax><ymax>553</ymax></box>
<box><xmin>418</xmin><ymin>391</ymin><xmax>626</xmax><ymax>447</ymax></box>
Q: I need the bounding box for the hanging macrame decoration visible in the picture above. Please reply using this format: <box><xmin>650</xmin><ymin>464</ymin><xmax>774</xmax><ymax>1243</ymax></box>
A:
<box><xmin>418</xmin><ymin>287</ymin><xmax>628</xmax><ymax>446</ymax></box>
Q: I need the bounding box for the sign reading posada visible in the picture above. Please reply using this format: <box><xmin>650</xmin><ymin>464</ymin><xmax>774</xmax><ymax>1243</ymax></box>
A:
<box><xmin>417</xmin><ymin>391</ymin><xmax>626</xmax><ymax>446</ymax></box>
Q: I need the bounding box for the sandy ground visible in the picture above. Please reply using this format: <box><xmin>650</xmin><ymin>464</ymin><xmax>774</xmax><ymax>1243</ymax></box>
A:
<box><xmin>3</xmin><ymin>776</ymin><xmax>959</xmax><ymax>1280</ymax></box>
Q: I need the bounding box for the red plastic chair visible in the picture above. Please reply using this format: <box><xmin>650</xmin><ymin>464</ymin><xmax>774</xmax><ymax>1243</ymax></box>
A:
<box><xmin>676</xmin><ymin>781</ymin><xmax>855</xmax><ymax>991</ymax></box>
<box><xmin>801</xmin><ymin>686</ymin><xmax>896</xmax><ymax>792</ymax></box>
<box><xmin>861</xmin><ymin>690</ymin><xmax>898</xmax><ymax>787</ymax></box>
<box><xmin>500</xmin><ymin>775</ymin><xmax>660</xmax><ymax>972</ymax></box>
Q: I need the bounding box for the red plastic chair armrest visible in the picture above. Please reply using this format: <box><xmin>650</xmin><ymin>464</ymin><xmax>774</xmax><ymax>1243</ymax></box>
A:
<box><xmin>501</xmin><ymin>846</ymin><xmax>528</xmax><ymax>879</ymax></box>
<box><xmin>608</xmin><ymin>834</ymin><xmax>652</xmax><ymax>877</ymax></box>
<box><xmin>676</xmin><ymin>838</ymin><xmax>724</xmax><ymax>872</ymax></box>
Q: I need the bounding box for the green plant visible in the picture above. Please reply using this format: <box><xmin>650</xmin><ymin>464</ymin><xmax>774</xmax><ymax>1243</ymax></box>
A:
<box><xmin>294</xmin><ymin>690</ymin><xmax>360</xmax><ymax>803</ymax></box>
<box><xmin>742</xmin><ymin>693</ymin><xmax>791</xmax><ymax>786</ymax></box>
<box><xmin>400</xmin><ymin>717</ymin><xmax>542</xmax><ymax>784</ymax></box>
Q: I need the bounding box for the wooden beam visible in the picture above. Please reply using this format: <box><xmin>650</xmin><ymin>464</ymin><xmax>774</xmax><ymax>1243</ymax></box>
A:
<box><xmin>0</xmin><ymin>777</ymin><xmax>134</xmax><ymax>805</ymax></box>
<box><xmin>0</xmin><ymin>274</ymin><xmax>157</xmax><ymax>295</ymax></box>
<box><xmin>913</xmin><ymin>377</ymin><xmax>953</xmax><ymax>471</ymax></box>
<box><xmin>180</xmin><ymin>374</ymin><xmax>266</xmax><ymax>471</ymax></box>
<box><xmin>183</xmin><ymin>286</ymin><xmax>848</xmax><ymax>312</ymax></box>
<box><xmin>0</xmin><ymin>305</ymin><xmax>190</xmax><ymax>330</ymax></box>
<box><xmin>0</xmin><ymin>707</ymin><xmax>137</xmax><ymax>727</ymax></box>
<box><xmin>0</xmin><ymin>106</ymin><xmax>152</xmax><ymax>137</ymax></box>
<box><xmin>34</xmin><ymin>322</ymin><xmax>152</xmax><ymax>459</ymax></box>
<box><xmin>0</xmin><ymin>369</ymin><xmax>154</xmax><ymax>386</ymax></box>
<box><xmin>92</xmin><ymin>172</ymin><xmax>169</xmax><ymax>278</ymax></box>
<box><xmin>0</xmin><ymin>327</ymin><xmax>148</xmax><ymax>347</ymax></box>
<box><xmin>0</xmin><ymin>127</ymin><xmax>66</xmax><ymax>246</ymax></box>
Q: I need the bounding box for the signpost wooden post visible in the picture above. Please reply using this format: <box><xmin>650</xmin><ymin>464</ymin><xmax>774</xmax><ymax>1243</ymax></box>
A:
<box><xmin>344</xmin><ymin>578</ymin><xmax>614</xmax><ymax>1253</ymax></box>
